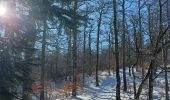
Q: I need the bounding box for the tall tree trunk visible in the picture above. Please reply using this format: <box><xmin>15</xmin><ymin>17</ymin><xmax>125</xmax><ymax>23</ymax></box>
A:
<box><xmin>163</xmin><ymin>47</ymin><xmax>169</xmax><ymax>100</ymax></box>
<box><xmin>149</xmin><ymin>0</ymin><xmax>162</xmax><ymax>99</ymax></box>
<box><xmin>148</xmin><ymin>4</ymin><xmax>153</xmax><ymax>100</ymax></box>
<box><xmin>113</xmin><ymin>0</ymin><xmax>121</xmax><ymax>99</ymax></box>
<box><xmin>55</xmin><ymin>52</ymin><xmax>59</xmax><ymax>80</ymax></box>
<box><xmin>108</xmin><ymin>31</ymin><xmax>111</xmax><ymax>76</ymax></box>
<box><xmin>83</xmin><ymin>24</ymin><xmax>87</xmax><ymax>85</ymax></box>
<box><xmin>40</xmin><ymin>1</ymin><xmax>47</xmax><ymax>99</ymax></box>
<box><xmin>55</xmin><ymin>34</ymin><xmax>59</xmax><ymax>81</ymax></box>
<box><xmin>132</xmin><ymin>60</ymin><xmax>137</xmax><ymax>98</ymax></box>
<box><xmin>67</xmin><ymin>30</ymin><xmax>72</xmax><ymax>81</ymax></box>
<box><xmin>128</xmin><ymin>36</ymin><xmax>131</xmax><ymax>76</ymax></box>
<box><xmin>138</xmin><ymin>0</ymin><xmax>144</xmax><ymax>78</ymax></box>
<box><xmin>96</xmin><ymin>11</ymin><xmax>102</xmax><ymax>87</ymax></box>
<box><xmin>132</xmin><ymin>21</ymin><xmax>138</xmax><ymax>98</ymax></box>
<box><xmin>22</xmin><ymin>52</ymin><xmax>33</xmax><ymax>100</ymax></box>
<box><xmin>40</xmin><ymin>16</ymin><xmax>47</xmax><ymax>100</ymax></box>
<box><xmin>88</xmin><ymin>25</ymin><xmax>92</xmax><ymax>76</ymax></box>
<box><xmin>148</xmin><ymin>67</ymin><xmax>153</xmax><ymax>100</ymax></box>
<box><xmin>72</xmin><ymin>0</ymin><xmax>78</xmax><ymax>97</ymax></box>
<box><xmin>122</xmin><ymin>0</ymin><xmax>127</xmax><ymax>91</ymax></box>
<box><xmin>165</xmin><ymin>1</ymin><xmax>170</xmax><ymax>99</ymax></box>
<box><xmin>164</xmin><ymin>66</ymin><xmax>169</xmax><ymax>100</ymax></box>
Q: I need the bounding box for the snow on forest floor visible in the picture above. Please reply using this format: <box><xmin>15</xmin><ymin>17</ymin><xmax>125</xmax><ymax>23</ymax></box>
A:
<box><xmin>70</xmin><ymin>70</ymin><xmax>169</xmax><ymax>100</ymax></box>
<box><xmin>34</xmin><ymin>69</ymin><xmax>170</xmax><ymax>100</ymax></box>
<box><xmin>73</xmin><ymin>71</ymin><xmax>144</xmax><ymax>100</ymax></box>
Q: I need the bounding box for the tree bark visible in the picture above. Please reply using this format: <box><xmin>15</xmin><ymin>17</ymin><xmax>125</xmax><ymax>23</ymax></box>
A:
<box><xmin>67</xmin><ymin>30</ymin><xmax>72</xmax><ymax>81</ymax></box>
<box><xmin>163</xmin><ymin>48</ymin><xmax>169</xmax><ymax>100</ymax></box>
<box><xmin>147</xmin><ymin>4</ymin><xmax>153</xmax><ymax>100</ymax></box>
<box><xmin>88</xmin><ymin>25</ymin><xmax>92</xmax><ymax>76</ymax></box>
<box><xmin>132</xmin><ymin>21</ymin><xmax>138</xmax><ymax>98</ymax></box>
<box><xmin>148</xmin><ymin>66</ymin><xmax>153</xmax><ymax>100</ymax></box>
<box><xmin>113</xmin><ymin>0</ymin><xmax>121</xmax><ymax>99</ymax></box>
<box><xmin>108</xmin><ymin>30</ymin><xmax>111</xmax><ymax>76</ymax></box>
<box><xmin>132</xmin><ymin>58</ymin><xmax>138</xmax><ymax>98</ymax></box>
<box><xmin>72</xmin><ymin>0</ymin><xmax>78</xmax><ymax>97</ymax></box>
<box><xmin>40</xmin><ymin>1</ymin><xmax>48</xmax><ymax>100</ymax></box>
<box><xmin>122</xmin><ymin>0</ymin><xmax>127</xmax><ymax>91</ymax></box>
<box><xmin>128</xmin><ymin>36</ymin><xmax>131</xmax><ymax>76</ymax></box>
<box><xmin>138</xmin><ymin>0</ymin><xmax>144</xmax><ymax>78</ymax></box>
<box><xmin>96</xmin><ymin>11</ymin><xmax>102</xmax><ymax>87</ymax></box>
<box><xmin>165</xmin><ymin>1</ymin><xmax>170</xmax><ymax>99</ymax></box>
<box><xmin>40</xmin><ymin>11</ymin><xmax>47</xmax><ymax>100</ymax></box>
<box><xmin>83</xmin><ymin>24</ymin><xmax>87</xmax><ymax>85</ymax></box>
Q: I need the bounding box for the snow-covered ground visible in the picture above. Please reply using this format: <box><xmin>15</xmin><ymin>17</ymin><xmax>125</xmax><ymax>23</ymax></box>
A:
<box><xmin>75</xmin><ymin>71</ymin><xmax>139</xmax><ymax>100</ymax></box>
<box><xmin>68</xmin><ymin>70</ymin><xmax>169</xmax><ymax>100</ymax></box>
<box><xmin>35</xmin><ymin>69</ymin><xmax>169</xmax><ymax>100</ymax></box>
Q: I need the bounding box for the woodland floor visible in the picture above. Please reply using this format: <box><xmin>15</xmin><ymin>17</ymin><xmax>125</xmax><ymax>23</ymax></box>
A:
<box><xmin>32</xmin><ymin>68</ymin><xmax>170</xmax><ymax>100</ymax></box>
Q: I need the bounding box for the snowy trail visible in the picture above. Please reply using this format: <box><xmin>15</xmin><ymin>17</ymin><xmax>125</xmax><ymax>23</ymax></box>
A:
<box><xmin>75</xmin><ymin>70</ymin><xmax>169</xmax><ymax>100</ymax></box>
<box><xmin>74</xmin><ymin>73</ymin><xmax>118</xmax><ymax>100</ymax></box>
<box><xmin>44</xmin><ymin>70</ymin><xmax>170</xmax><ymax>100</ymax></box>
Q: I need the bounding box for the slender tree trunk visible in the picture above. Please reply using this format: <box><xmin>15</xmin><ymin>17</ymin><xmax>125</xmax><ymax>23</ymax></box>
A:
<box><xmin>88</xmin><ymin>25</ymin><xmax>92</xmax><ymax>76</ymax></box>
<box><xmin>165</xmin><ymin>1</ymin><xmax>170</xmax><ymax>99</ymax></box>
<box><xmin>147</xmin><ymin>4</ymin><xmax>153</xmax><ymax>100</ymax></box>
<box><xmin>132</xmin><ymin>60</ymin><xmax>137</xmax><ymax>98</ymax></box>
<box><xmin>165</xmin><ymin>67</ymin><xmax>169</xmax><ymax>100</ymax></box>
<box><xmin>83</xmin><ymin>24</ymin><xmax>87</xmax><ymax>85</ymax></box>
<box><xmin>55</xmin><ymin>35</ymin><xmax>59</xmax><ymax>81</ymax></box>
<box><xmin>122</xmin><ymin>0</ymin><xmax>127</xmax><ymax>91</ymax></box>
<box><xmin>67</xmin><ymin>30</ymin><xmax>72</xmax><ymax>82</ymax></box>
<box><xmin>19</xmin><ymin>1</ymin><xmax>33</xmax><ymax>100</ymax></box>
<box><xmin>96</xmin><ymin>11</ymin><xmax>102</xmax><ymax>87</ymax></box>
<box><xmin>72</xmin><ymin>0</ymin><xmax>78</xmax><ymax>97</ymax></box>
<box><xmin>55</xmin><ymin>54</ymin><xmax>58</xmax><ymax>80</ymax></box>
<box><xmin>40</xmin><ymin>15</ymin><xmax>47</xmax><ymax>100</ymax></box>
<box><xmin>148</xmin><ymin>67</ymin><xmax>153</xmax><ymax>100</ymax></box>
<box><xmin>72</xmin><ymin>30</ymin><xmax>77</xmax><ymax>97</ymax></box>
<box><xmin>128</xmin><ymin>36</ymin><xmax>131</xmax><ymax>76</ymax></box>
<box><xmin>22</xmin><ymin>52</ymin><xmax>33</xmax><ymax>100</ymax></box>
<box><xmin>113</xmin><ymin>0</ymin><xmax>120</xmax><ymax>99</ymax></box>
<box><xmin>163</xmin><ymin>48</ymin><xmax>169</xmax><ymax>100</ymax></box>
<box><xmin>132</xmin><ymin>18</ymin><xmax>143</xmax><ymax>99</ymax></box>
<box><xmin>138</xmin><ymin>0</ymin><xmax>144</xmax><ymax>78</ymax></box>
<box><xmin>40</xmin><ymin>1</ymin><xmax>47</xmax><ymax>99</ymax></box>
<box><xmin>108</xmin><ymin>32</ymin><xmax>111</xmax><ymax>76</ymax></box>
<box><xmin>132</xmin><ymin>22</ymin><xmax>138</xmax><ymax>98</ymax></box>
<box><xmin>108</xmin><ymin>20</ymin><xmax>113</xmax><ymax>76</ymax></box>
<box><xmin>149</xmin><ymin>0</ymin><xmax>161</xmax><ymax>99</ymax></box>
